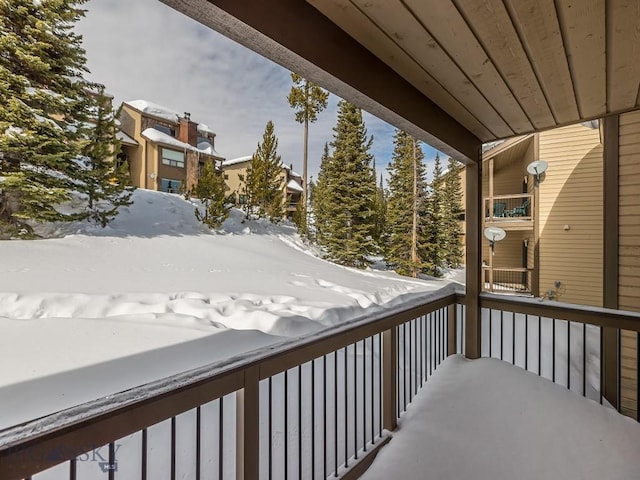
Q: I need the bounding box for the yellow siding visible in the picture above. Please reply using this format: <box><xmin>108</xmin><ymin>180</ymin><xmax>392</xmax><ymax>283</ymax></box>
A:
<box><xmin>618</xmin><ymin>110</ymin><xmax>640</xmax><ymax>419</ymax></box>
<box><xmin>537</xmin><ymin>123</ymin><xmax>603</xmax><ymax>307</ymax></box>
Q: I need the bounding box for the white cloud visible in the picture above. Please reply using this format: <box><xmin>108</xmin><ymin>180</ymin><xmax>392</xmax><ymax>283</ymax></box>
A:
<box><xmin>76</xmin><ymin>0</ymin><xmax>443</xmax><ymax>182</ymax></box>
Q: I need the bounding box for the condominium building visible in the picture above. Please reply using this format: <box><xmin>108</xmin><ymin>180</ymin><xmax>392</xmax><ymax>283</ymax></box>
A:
<box><xmin>221</xmin><ymin>156</ymin><xmax>303</xmax><ymax>218</ymax></box>
<box><xmin>117</xmin><ymin>100</ymin><xmax>224</xmax><ymax>193</ymax></box>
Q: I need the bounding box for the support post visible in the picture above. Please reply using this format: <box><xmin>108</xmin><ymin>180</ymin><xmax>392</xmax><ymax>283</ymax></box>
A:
<box><xmin>236</xmin><ymin>366</ymin><xmax>260</xmax><ymax>480</ymax></box>
<box><xmin>465</xmin><ymin>152</ymin><xmax>482</xmax><ymax>359</ymax></box>
<box><xmin>447</xmin><ymin>303</ymin><xmax>458</xmax><ymax>356</ymax></box>
<box><xmin>532</xmin><ymin>134</ymin><xmax>540</xmax><ymax>297</ymax></box>
<box><xmin>382</xmin><ymin>328</ymin><xmax>397</xmax><ymax>431</ymax></box>
<box><xmin>602</xmin><ymin>114</ymin><xmax>620</xmax><ymax>409</ymax></box>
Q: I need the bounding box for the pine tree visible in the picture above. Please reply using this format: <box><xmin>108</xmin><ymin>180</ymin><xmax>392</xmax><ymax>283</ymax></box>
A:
<box><xmin>317</xmin><ymin>100</ymin><xmax>377</xmax><ymax>268</ymax></box>
<box><xmin>425</xmin><ymin>153</ymin><xmax>446</xmax><ymax>276</ymax></box>
<box><xmin>373</xmin><ymin>171</ymin><xmax>386</xmax><ymax>245</ymax></box>
<box><xmin>310</xmin><ymin>143</ymin><xmax>332</xmax><ymax>243</ymax></box>
<box><xmin>78</xmin><ymin>87</ymin><xmax>134</xmax><ymax>227</ymax></box>
<box><xmin>384</xmin><ymin>130</ymin><xmax>431</xmax><ymax>277</ymax></box>
<box><xmin>0</xmin><ymin>0</ymin><xmax>128</xmax><ymax>237</ymax></box>
<box><xmin>192</xmin><ymin>160</ymin><xmax>228</xmax><ymax>229</ymax></box>
<box><xmin>287</xmin><ymin>73</ymin><xmax>329</xmax><ymax>233</ymax></box>
<box><xmin>243</xmin><ymin>121</ymin><xmax>284</xmax><ymax>222</ymax></box>
<box><xmin>442</xmin><ymin>157</ymin><xmax>464</xmax><ymax>267</ymax></box>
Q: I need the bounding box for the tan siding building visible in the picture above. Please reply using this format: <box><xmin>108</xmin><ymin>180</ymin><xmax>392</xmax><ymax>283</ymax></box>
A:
<box><xmin>117</xmin><ymin>101</ymin><xmax>224</xmax><ymax>193</ymax></box>
<box><xmin>221</xmin><ymin>156</ymin><xmax>303</xmax><ymax>218</ymax></box>
<box><xmin>481</xmin><ymin>123</ymin><xmax>603</xmax><ymax>303</ymax></box>
<box><xmin>618</xmin><ymin>111</ymin><xmax>640</xmax><ymax>418</ymax></box>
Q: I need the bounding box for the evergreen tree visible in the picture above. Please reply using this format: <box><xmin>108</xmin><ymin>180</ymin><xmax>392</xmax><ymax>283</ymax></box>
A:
<box><xmin>0</xmin><ymin>0</ymin><xmax>128</xmax><ymax>237</ymax></box>
<box><xmin>317</xmin><ymin>100</ymin><xmax>377</xmax><ymax>268</ymax></box>
<box><xmin>192</xmin><ymin>160</ymin><xmax>228</xmax><ymax>229</ymax></box>
<box><xmin>425</xmin><ymin>153</ymin><xmax>446</xmax><ymax>276</ymax></box>
<box><xmin>373</xmin><ymin>171</ymin><xmax>387</xmax><ymax>245</ymax></box>
<box><xmin>287</xmin><ymin>73</ymin><xmax>329</xmax><ymax>232</ymax></box>
<box><xmin>384</xmin><ymin>130</ymin><xmax>431</xmax><ymax>277</ymax></box>
<box><xmin>310</xmin><ymin>143</ymin><xmax>332</xmax><ymax>243</ymax></box>
<box><xmin>442</xmin><ymin>157</ymin><xmax>464</xmax><ymax>267</ymax></box>
<box><xmin>243</xmin><ymin>121</ymin><xmax>284</xmax><ymax>221</ymax></box>
<box><xmin>78</xmin><ymin>87</ymin><xmax>133</xmax><ymax>227</ymax></box>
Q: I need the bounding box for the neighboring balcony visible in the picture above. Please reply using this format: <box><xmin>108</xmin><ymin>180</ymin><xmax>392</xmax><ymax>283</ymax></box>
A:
<box><xmin>484</xmin><ymin>194</ymin><xmax>534</xmax><ymax>230</ymax></box>
<box><xmin>483</xmin><ymin>266</ymin><xmax>533</xmax><ymax>295</ymax></box>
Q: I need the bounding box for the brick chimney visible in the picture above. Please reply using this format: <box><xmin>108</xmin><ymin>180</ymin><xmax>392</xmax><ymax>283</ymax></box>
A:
<box><xmin>178</xmin><ymin>112</ymin><xmax>198</xmax><ymax>147</ymax></box>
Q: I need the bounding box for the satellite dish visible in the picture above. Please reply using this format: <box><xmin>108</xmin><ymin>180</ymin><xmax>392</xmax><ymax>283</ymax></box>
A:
<box><xmin>484</xmin><ymin>226</ymin><xmax>506</xmax><ymax>242</ymax></box>
<box><xmin>527</xmin><ymin>160</ymin><xmax>548</xmax><ymax>176</ymax></box>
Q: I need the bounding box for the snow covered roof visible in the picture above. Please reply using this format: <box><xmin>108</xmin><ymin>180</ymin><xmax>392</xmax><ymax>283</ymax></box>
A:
<box><xmin>222</xmin><ymin>155</ymin><xmax>253</xmax><ymax>167</ymax></box>
<box><xmin>222</xmin><ymin>155</ymin><xmax>294</xmax><ymax>171</ymax></box>
<box><xmin>141</xmin><ymin>128</ymin><xmax>218</xmax><ymax>157</ymax></box>
<box><xmin>197</xmin><ymin>123</ymin><xmax>216</xmax><ymax>136</ymax></box>
<box><xmin>290</xmin><ymin>170</ymin><xmax>302</xmax><ymax>178</ymax></box>
<box><xmin>124</xmin><ymin>100</ymin><xmax>180</xmax><ymax>123</ymax></box>
<box><xmin>116</xmin><ymin>130</ymin><xmax>138</xmax><ymax>146</ymax></box>
<box><xmin>287</xmin><ymin>179</ymin><xmax>303</xmax><ymax>192</ymax></box>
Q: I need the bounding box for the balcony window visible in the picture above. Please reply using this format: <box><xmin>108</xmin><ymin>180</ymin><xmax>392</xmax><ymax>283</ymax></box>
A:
<box><xmin>162</xmin><ymin>148</ymin><xmax>184</xmax><ymax>168</ymax></box>
<box><xmin>160</xmin><ymin>178</ymin><xmax>181</xmax><ymax>193</ymax></box>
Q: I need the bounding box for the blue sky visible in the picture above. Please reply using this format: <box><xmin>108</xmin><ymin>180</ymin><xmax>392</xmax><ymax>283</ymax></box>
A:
<box><xmin>75</xmin><ymin>0</ymin><xmax>444</xmax><ymax>183</ymax></box>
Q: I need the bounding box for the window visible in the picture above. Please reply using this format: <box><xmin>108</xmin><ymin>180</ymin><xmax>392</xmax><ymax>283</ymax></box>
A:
<box><xmin>224</xmin><ymin>174</ymin><xmax>229</xmax><ymax>180</ymax></box>
<box><xmin>161</xmin><ymin>178</ymin><xmax>181</xmax><ymax>193</ymax></box>
<box><xmin>238</xmin><ymin>194</ymin><xmax>248</xmax><ymax>205</ymax></box>
<box><xmin>154</xmin><ymin>124</ymin><xmax>176</xmax><ymax>137</ymax></box>
<box><xmin>162</xmin><ymin>148</ymin><xmax>184</xmax><ymax>168</ymax></box>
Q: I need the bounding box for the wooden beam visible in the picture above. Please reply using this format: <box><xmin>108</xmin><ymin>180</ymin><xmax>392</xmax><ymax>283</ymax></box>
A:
<box><xmin>602</xmin><ymin>114</ymin><xmax>620</xmax><ymax>410</ymax></box>
<box><xmin>532</xmin><ymin>133</ymin><xmax>540</xmax><ymax>297</ymax></box>
<box><xmin>465</xmin><ymin>150</ymin><xmax>483</xmax><ymax>358</ymax></box>
<box><xmin>159</xmin><ymin>0</ymin><xmax>481</xmax><ymax>163</ymax></box>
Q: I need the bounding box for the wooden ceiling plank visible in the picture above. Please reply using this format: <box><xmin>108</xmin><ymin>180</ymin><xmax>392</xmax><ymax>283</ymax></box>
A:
<box><xmin>307</xmin><ymin>0</ymin><xmax>497</xmax><ymax>140</ymax></box>
<box><xmin>159</xmin><ymin>0</ymin><xmax>483</xmax><ymax>161</ymax></box>
<box><xmin>504</xmin><ymin>0</ymin><xmax>579</xmax><ymax>124</ymax></box>
<box><xmin>403</xmin><ymin>0</ymin><xmax>553</xmax><ymax>133</ymax></box>
<box><xmin>555</xmin><ymin>0</ymin><xmax>606</xmax><ymax>119</ymax></box>
<box><xmin>347</xmin><ymin>0</ymin><xmax>515</xmax><ymax>138</ymax></box>
<box><xmin>607</xmin><ymin>1</ymin><xmax>640</xmax><ymax>112</ymax></box>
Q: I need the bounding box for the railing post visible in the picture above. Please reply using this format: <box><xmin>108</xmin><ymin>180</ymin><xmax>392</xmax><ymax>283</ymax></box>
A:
<box><xmin>236</xmin><ymin>366</ymin><xmax>260</xmax><ymax>480</ymax></box>
<box><xmin>382</xmin><ymin>328</ymin><xmax>397</xmax><ymax>431</ymax></box>
<box><xmin>447</xmin><ymin>303</ymin><xmax>457</xmax><ymax>356</ymax></box>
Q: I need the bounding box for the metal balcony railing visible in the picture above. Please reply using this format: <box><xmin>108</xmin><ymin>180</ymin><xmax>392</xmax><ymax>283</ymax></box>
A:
<box><xmin>483</xmin><ymin>267</ymin><xmax>533</xmax><ymax>294</ymax></box>
<box><xmin>2</xmin><ymin>289</ymin><xmax>640</xmax><ymax>479</ymax></box>
<box><xmin>484</xmin><ymin>194</ymin><xmax>533</xmax><ymax>222</ymax></box>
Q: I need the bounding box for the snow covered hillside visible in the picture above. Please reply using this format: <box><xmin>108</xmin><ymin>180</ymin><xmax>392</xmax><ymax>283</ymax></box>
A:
<box><xmin>0</xmin><ymin>189</ymin><xmax>457</xmax><ymax>428</ymax></box>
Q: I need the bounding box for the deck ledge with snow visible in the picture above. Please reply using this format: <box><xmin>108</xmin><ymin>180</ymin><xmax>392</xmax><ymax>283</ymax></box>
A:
<box><xmin>361</xmin><ymin>355</ymin><xmax>640</xmax><ymax>480</ymax></box>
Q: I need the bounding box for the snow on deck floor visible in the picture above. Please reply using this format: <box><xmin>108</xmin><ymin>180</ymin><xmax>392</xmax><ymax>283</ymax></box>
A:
<box><xmin>362</xmin><ymin>355</ymin><xmax>640</xmax><ymax>480</ymax></box>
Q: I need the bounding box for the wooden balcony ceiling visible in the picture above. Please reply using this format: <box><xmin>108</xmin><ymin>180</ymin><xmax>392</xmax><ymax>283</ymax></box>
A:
<box><xmin>160</xmin><ymin>0</ymin><xmax>640</xmax><ymax>163</ymax></box>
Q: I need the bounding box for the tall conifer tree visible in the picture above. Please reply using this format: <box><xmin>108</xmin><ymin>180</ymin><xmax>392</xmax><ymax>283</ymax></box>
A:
<box><xmin>384</xmin><ymin>130</ymin><xmax>431</xmax><ymax>277</ymax></box>
<box><xmin>287</xmin><ymin>73</ymin><xmax>329</xmax><ymax>233</ymax></box>
<box><xmin>318</xmin><ymin>100</ymin><xmax>377</xmax><ymax>267</ymax></box>
<box><xmin>0</xmin><ymin>0</ymin><xmax>130</xmax><ymax>236</ymax></box>
<box><xmin>311</xmin><ymin>142</ymin><xmax>332</xmax><ymax>243</ymax></box>
<box><xmin>425</xmin><ymin>153</ymin><xmax>446</xmax><ymax>275</ymax></box>
<box><xmin>243</xmin><ymin>121</ymin><xmax>283</xmax><ymax>221</ymax></box>
<box><xmin>442</xmin><ymin>157</ymin><xmax>464</xmax><ymax>267</ymax></box>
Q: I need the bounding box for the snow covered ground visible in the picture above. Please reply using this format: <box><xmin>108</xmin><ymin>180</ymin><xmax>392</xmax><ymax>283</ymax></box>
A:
<box><xmin>0</xmin><ymin>189</ymin><xmax>456</xmax><ymax>429</ymax></box>
<box><xmin>362</xmin><ymin>355</ymin><xmax>640</xmax><ymax>480</ymax></box>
